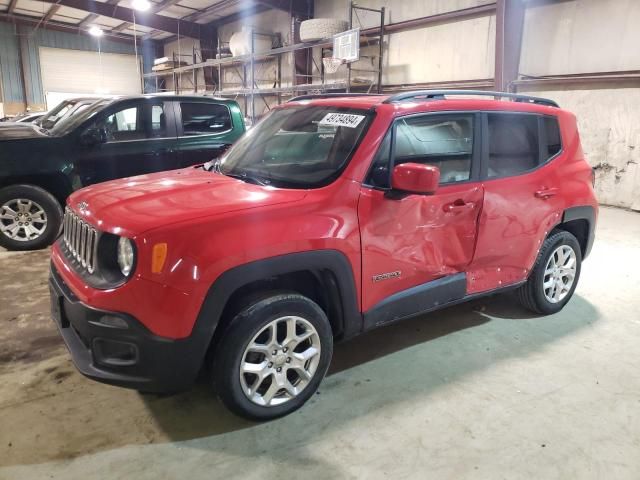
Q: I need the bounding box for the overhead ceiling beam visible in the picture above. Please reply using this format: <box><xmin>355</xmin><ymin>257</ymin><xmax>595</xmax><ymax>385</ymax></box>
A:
<box><xmin>149</xmin><ymin>0</ymin><xmax>183</xmax><ymax>13</ymax></box>
<box><xmin>182</xmin><ymin>0</ymin><xmax>240</xmax><ymax>22</ymax></box>
<box><xmin>109</xmin><ymin>0</ymin><xmax>180</xmax><ymax>34</ymax></box>
<box><xmin>78</xmin><ymin>12</ymin><xmax>100</xmax><ymax>27</ymax></box>
<box><xmin>38</xmin><ymin>0</ymin><xmax>212</xmax><ymax>38</ymax></box>
<box><xmin>111</xmin><ymin>22</ymin><xmax>130</xmax><ymax>32</ymax></box>
<box><xmin>43</xmin><ymin>4</ymin><xmax>61</xmax><ymax>21</ymax></box>
<box><xmin>206</xmin><ymin>2</ymin><xmax>268</xmax><ymax>27</ymax></box>
<box><xmin>160</xmin><ymin>1</ymin><xmax>253</xmax><ymax>44</ymax></box>
<box><xmin>255</xmin><ymin>0</ymin><xmax>310</xmax><ymax>15</ymax></box>
<box><xmin>0</xmin><ymin>11</ymin><xmax>136</xmax><ymax>42</ymax></box>
<box><xmin>8</xmin><ymin>0</ymin><xmax>19</xmax><ymax>14</ymax></box>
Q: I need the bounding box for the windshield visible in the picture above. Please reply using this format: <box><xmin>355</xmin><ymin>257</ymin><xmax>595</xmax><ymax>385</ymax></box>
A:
<box><xmin>39</xmin><ymin>99</ymin><xmax>100</xmax><ymax>130</ymax></box>
<box><xmin>49</xmin><ymin>99</ymin><xmax>111</xmax><ymax>136</ymax></box>
<box><xmin>215</xmin><ymin>106</ymin><xmax>372</xmax><ymax>188</ymax></box>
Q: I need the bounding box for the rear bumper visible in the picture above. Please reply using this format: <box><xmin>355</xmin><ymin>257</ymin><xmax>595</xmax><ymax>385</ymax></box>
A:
<box><xmin>49</xmin><ymin>264</ymin><xmax>205</xmax><ymax>393</ymax></box>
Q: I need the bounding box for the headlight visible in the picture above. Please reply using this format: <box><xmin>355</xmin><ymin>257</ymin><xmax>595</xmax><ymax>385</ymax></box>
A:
<box><xmin>117</xmin><ymin>237</ymin><xmax>135</xmax><ymax>276</ymax></box>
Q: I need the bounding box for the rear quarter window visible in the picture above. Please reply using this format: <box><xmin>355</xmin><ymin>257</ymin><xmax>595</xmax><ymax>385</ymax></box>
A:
<box><xmin>543</xmin><ymin>116</ymin><xmax>562</xmax><ymax>160</ymax></box>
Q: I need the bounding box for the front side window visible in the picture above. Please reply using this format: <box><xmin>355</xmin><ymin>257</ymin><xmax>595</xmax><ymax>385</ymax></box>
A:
<box><xmin>213</xmin><ymin>106</ymin><xmax>372</xmax><ymax>188</ymax></box>
<box><xmin>366</xmin><ymin>114</ymin><xmax>474</xmax><ymax>188</ymax></box>
<box><xmin>487</xmin><ymin>113</ymin><xmax>539</xmax><ymax>178</ymax></box>
<box><xmin>84</xmin><ymin>102</ymin><xmax>169</xmax><ymax>142</ymax></box>
<box><xmin>95</xmin><ymin>106</ymin><xmax>145</xmax><ymax>142</ymax></box>
<box><xmin>180</xmin><ymin>102</ymin><xmax>231</xmax><ymax>136</ymax></box>
<box><xmin>395</xmin><ymin>114</ymin><xmax>473</xmax><ymax>183</ymax></box>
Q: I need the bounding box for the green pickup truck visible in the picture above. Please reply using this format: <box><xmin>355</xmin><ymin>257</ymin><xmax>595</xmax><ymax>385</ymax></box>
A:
<box><xmin>0</xmin><ymin>95</ymin><xmax>245</xmax><ymax>250</ymax></box>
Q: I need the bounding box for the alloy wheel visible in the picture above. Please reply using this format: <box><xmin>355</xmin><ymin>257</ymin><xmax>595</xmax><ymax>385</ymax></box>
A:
<box><xmin>239</xmin><ymin>315</ymin><xmax>321</xmax><ymax>407</ymax></box>
<box><xmin>0</xmin><ymin>198</ymin><xmax>48</xmax><ymax>242</ymax></box>
<box><xmin>543</xmin><ymin>244</ymin><xmax>577</xmax><ymax>303</ymax></box>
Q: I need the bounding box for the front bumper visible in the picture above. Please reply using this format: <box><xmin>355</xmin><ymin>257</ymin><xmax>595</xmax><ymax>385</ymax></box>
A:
<box><xmin>49</xmin><ymin>264</ymin><xmax>205</xmax><ymax>393</ymax></box>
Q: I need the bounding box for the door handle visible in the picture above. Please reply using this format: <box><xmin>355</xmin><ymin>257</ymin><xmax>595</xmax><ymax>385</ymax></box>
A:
<box><xmin>534</xmin><ymin>188</ymin><xmax>559</xmax><ymax>199</ymax></box>
<box><xmin>443</xmin><ymin>200</ymin><xmax>476</xmax><ymax>213</ymax></box>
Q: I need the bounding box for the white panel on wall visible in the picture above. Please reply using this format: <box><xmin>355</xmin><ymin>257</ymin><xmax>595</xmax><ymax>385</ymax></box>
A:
<box><xmin>39</xmin><ymin>46</ymin><xmax>141</xmax><ymax>97</ymax></box>
<box><xmin>520</xmin><ymin>0</ymin><xmax>640</xmax><ymax>76</ymax></box>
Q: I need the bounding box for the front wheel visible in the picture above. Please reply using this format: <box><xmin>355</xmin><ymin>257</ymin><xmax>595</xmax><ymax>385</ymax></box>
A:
<box><xmin>0</xmin><ymin>185</ymin><xmax>63</xmax><ymax>251</ymax></box>
<box><xmin>212</xmin><ymin>292</ymin><xmax>333</xmax><ymax>420</ymax></box>
<box><xmin>517</xmin><ymin>230</ymin><xmax>582</xmax><ymax>314</ymax></box>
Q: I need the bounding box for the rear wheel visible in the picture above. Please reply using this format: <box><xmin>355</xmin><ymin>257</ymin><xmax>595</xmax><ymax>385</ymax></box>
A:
<box><xmin>0</xmin><ymin>185</ymin><xmax>63</xmax><ymax>251</ymax></box>
<box><xmin>212</xmin><ymin>292</ymin><xmax>333</xmax><ymax>420</ymax></box>
<box><xmin>517</xmin><ymin>230</ymin><xmax>582</xmax><ymax>314</ymax></box>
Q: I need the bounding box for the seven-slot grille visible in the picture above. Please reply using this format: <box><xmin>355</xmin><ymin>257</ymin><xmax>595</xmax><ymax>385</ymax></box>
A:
<box><xmin>63</xmin><ymin>207</ymin><xmax>99</xmax><ymax>273</ymax></box>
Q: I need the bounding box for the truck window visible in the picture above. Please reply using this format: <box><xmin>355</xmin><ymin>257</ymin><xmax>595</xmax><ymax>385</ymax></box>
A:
<box><xmin>97</xmin><ymin>106</ymin><xmax>146</xmax><ymax>142</ymax></box>
<box><xmin>180</xmin><ymin>102</ymin><xmax>231</xmax><ymax>136</ymax></box>
<box><xmin>150</xmin><ymin>104</ymin><xmax>167</xmax><ymax>138</ymax></box>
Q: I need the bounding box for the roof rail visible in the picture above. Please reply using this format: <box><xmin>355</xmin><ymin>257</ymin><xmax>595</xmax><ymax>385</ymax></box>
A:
<box><xmin>382</xmin><ymin>89</ymin><xmax>559</xmax><ymax>108</ymax></box>
<box><xmin>288</xmin><ymin>93</ymin><xmax>385</xmax><ymax>102</ymax></box>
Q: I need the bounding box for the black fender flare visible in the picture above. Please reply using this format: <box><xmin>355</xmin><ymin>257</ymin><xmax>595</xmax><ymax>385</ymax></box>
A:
<box><xmin>561</xmin><ymin>205</ymin><xmax>596</xmax><ymax>259</ymax></box>
<box><xmin>188</xmin><ymin>249</ymin><xmax>362</xmax><ymax>365</ymax></box>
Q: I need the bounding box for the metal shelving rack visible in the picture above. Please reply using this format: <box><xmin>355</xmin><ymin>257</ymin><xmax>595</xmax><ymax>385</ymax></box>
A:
<box><xmin>142</xmin><ymin>1</ymin><xmax>385</xmax><ymax>122</ymax></box>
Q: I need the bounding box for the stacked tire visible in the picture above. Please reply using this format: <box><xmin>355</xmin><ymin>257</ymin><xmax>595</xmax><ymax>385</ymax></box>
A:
<box><xmin>299</xmin><ymin>19</ymin><xmax>349</xmax><ymax>42</ymax></box>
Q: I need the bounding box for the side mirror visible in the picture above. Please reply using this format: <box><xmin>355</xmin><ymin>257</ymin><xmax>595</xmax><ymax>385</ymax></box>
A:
<box><xmin>80</xmin><ymin>127</ymin><xmax>107</xmax><ymax>146</ymax></box>
<box><xmin>391</xmin><ymin>163</ymin><xmax>440</xmax><ymax>195</ymax></box>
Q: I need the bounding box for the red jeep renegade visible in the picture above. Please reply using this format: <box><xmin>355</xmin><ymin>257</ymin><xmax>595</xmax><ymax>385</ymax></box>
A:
<box><xmin>50</xmin><ymin>90</ymin><xmax>597</xmax><ymax>420</ymax></box>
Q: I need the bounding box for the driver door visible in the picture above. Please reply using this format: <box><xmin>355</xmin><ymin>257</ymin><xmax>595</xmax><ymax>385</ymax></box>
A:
<box><xmin>74</xmin><ymin>99</ymin><xmax>178</xmax><ymax>187</ymax></box>
<box><xmin>358</xmin><ymin>112</ymin><xmax>483</xmax><ymax>326</ymax></box>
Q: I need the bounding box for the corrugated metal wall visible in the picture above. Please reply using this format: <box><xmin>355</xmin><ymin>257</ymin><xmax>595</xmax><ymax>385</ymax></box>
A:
<box><xmin>0</xmin><ymin>21</ymin><xmax>138</xmax><ymax>108</ymax></box>
<box><xmin>0</xmin><ymin>23</ymin><xmax>23</xmax><ymax>104</ymax></box>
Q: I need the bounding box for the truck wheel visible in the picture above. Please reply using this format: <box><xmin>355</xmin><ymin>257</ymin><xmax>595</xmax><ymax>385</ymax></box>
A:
<box><xmin>0</xmin><ymin>185</ymin><xmax>63</xmax><ymax>251</ymax></box>
<box><xmin>517</xmin><ymin>230</ymin><xmax>582</xmax><ymax>315</ymax></box>
<box><xmin>213</xmin><ymin>292</ymin><xmax>333</xmax><ymax>420</ymax></box>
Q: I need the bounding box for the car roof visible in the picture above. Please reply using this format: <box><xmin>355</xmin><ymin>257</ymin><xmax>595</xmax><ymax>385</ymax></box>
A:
<box><xmin>285</xmin><ymin>90</ymin><xmax>561</xmax><ymax>114</ymax></box>
<box><xmin>109</xmin><ymin>94</ymin><xmax>237</xmax><ymax>104</ymax></box>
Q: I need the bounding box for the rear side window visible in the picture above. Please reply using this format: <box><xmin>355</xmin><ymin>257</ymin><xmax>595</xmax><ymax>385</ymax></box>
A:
<box><xmin>543</xmin><ymin>116</ymin><xmax>562</xmax><ymax>160</ymax></box>
<box><xmin>487</xmin><ymin>113</ymin><xmax>539</xmax><ymax>178</ymax></box>
<box><xmin>180</xmin><ymin>102</ymin><xmax>231</xmax><ymax>136</ymax></box>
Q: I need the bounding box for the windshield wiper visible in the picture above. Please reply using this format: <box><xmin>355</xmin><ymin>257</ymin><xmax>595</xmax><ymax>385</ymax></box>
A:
<box><xmin>225</xmin><ymin>170</ymin><xmax>270</xmax><ymax>186</ymax></box>
<box><xmin>205</xmin><ymin>159</ymin><xmax>269</xmax><ymax>186</ymax></box>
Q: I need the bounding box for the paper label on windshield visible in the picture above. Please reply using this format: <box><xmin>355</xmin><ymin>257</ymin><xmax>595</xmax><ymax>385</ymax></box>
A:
<box><xmin>319</xmin><ymin>112</ymin><xmax>365</xmax><ymax>128</ymax></box>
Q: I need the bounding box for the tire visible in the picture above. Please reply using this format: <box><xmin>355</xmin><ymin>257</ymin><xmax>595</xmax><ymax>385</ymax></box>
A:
<box><xmin>0</xmin><ymin>184</ymin><xmax>63</xmax><ymax>251</ymax></box>
<box><xmin>517</xmin><ymin>230</ymin><xmax>582</xmax><ymax>315</ymax></box>
<box><xmin>213</xmin><ymin>292</ymin><xmax>333</xmax><ymax>421</ymax></box>
<box><xmin>299</xmin><ymin>19</ymin><xmax>349</xmax><ymax>42</ymax></box>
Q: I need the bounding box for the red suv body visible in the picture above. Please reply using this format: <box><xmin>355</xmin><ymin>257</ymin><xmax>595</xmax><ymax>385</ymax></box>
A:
<box><xmin>50</xmin><ymin>91</ymin><xmax>597</xmax><ymax>419</ymax></box>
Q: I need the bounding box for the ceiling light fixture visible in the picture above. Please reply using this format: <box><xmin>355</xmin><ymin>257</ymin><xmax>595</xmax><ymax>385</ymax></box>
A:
<box><xmin>132</xmin><ymin>0</ymin><xmax>151</xmax><ymax>11</ymax></box>
<box><xmin>88</xmin><ymin>25</ymin><xmax>103</xmax><ymax>37</ymax></box>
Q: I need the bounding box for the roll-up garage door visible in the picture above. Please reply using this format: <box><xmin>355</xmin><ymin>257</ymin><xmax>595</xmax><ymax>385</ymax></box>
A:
<box><xmin>39</xmin><ymin>47</ymin><xmax>141</xmax><ymax>98</ymax></box>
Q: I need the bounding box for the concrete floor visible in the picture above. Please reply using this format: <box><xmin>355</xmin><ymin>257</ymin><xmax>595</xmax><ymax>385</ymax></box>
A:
<box><xmin>0</xmin><ymin>205</ymin><xmax>639</xmax><ymax>479</ymax></box>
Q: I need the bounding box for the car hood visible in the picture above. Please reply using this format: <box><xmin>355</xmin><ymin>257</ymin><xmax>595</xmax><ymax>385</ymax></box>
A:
<box><xmin>0</xmin><ymin>124</ymin><xmax>49</xmax><ymax>139</ymax></box>
<box><xmin>69</xmin><ymin>167</ymin><xmax>308</xmax><ymax>236</ymax></box>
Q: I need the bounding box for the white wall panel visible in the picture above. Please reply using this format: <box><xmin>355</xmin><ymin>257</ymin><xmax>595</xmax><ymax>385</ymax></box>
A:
<box><xmin>39</xmin><ymin>47</ymin><xmax>141</xmax><ymax>97</ymax></box>
<box><xmin>521</xmin><ymin>0</ymin><xmax>640</xmax><ymax>76</ymax></box>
